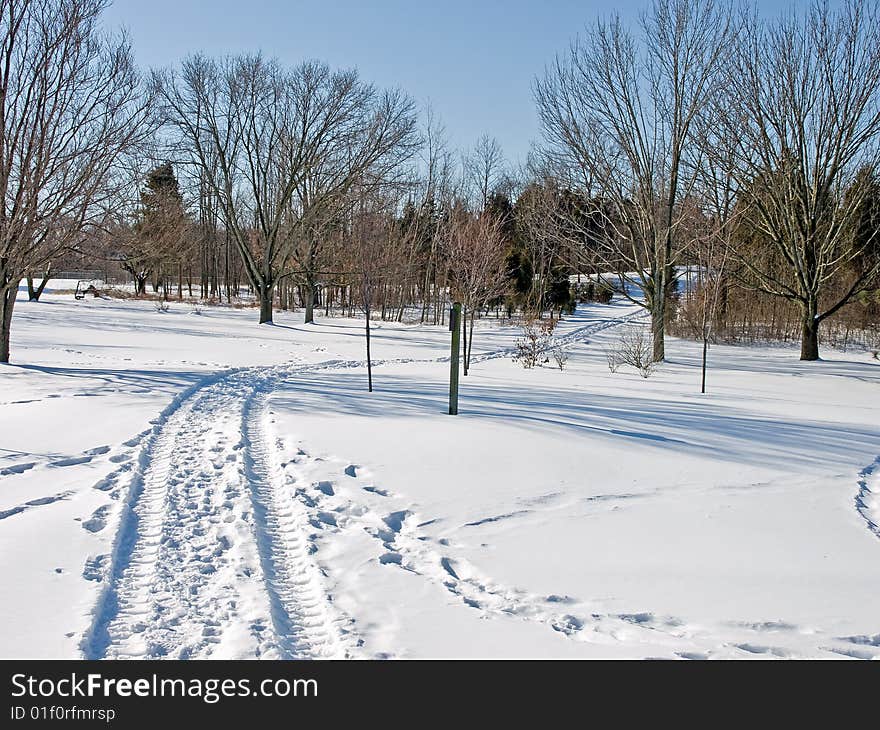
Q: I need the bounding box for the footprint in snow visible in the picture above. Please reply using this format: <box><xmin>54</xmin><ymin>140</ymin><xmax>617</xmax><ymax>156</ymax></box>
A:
<box><xmin>1</xmin><ymin>462</ymin><xmax>36</xmax><ymax>476</ymax></box>
<box><xmin>50</xmin><ymin>455</ymin><xmax>92</xmax><ymax>468</ymax></box>
<box><xmin>838</xmin><ymin>633</ymin><xmax>880</xmax><ymax>647</ymax></box>
<box><xmin>735</xmin><ymin>643</ymin><xmax>790</xmax><ymax>657</ymax></box>
<box><xmin>551</xmin><ymin>615</ymin><xmax>585</xmax><ymax>635</ymax></box>
<box><xmin>545</xmin><ymin>594</ymin><xmax>578</xmax><ymax>605</ymax></box>
<box><xmin>82</xmin><ymin>554</ymin><xmax>108</xmax><ymax>582</ymax></box>
<box><xmin>82</xmin><ymin>505</ymin><xmax>112</xmax><ymax>533</ymax></box>
<box><xmin>440</xmin><ymin>557</ymin><xmax>460</xmax><ymax>580</ymax></box>
<box><xmin>382</xmin><ymin>510</ymin><xmax>412</xmax><ymax>533</ymax></box>
<box><xmin>821</xmin><ymin>646</ymin><xmax>875</xmax><ymax>660</ymax></box>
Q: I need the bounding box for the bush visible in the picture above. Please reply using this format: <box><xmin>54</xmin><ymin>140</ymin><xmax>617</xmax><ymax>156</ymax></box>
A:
<box><xmin>513</xmin><ymin>319</ymin><xmax>554</xmax><ymax>369</ymax></box>
<box><xmin>155</xmin><ymin>301</ymin><xmax>170</xmax><ymax>313</ymax></box>
<box><xmin>610</xmin><ymin>325</ymin><xmax>655</xmax><ymax>378</ymax></box>
<box><xmin>605</xmin><ymin>346</ymin><xmax>621</xmax><ymax>373</ymax></box>
<box><xmin>552</xmin><ymin>346</ymin><xmax>569</xmax><ymax>370</ymax></box>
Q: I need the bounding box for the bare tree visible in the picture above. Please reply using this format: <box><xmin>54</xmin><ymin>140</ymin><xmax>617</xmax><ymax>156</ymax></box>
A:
<box><xmin>0</xmin><ymin>0</ymin><xmax>153</xmax><ymax>362</ymax></box>
<box><xmin>513</xmin><ymin>174</ymin><xmax>601</xmax><ymax>318</ymax></box>
<box><xmin>680</xmin><ymin>199</ymin><xmax>732</xmax><ymax>392</ymax></box>
<box><xmin>716</xmin><ymin>0</ymin><xmax>880</xmax><ymax>360</ymax></box>
<box><xmin>347</xmin><ymin>191</ymin><xmax>401</xmax><ymax>391</ymax></box>
<box><xmin>155</xmin><ymin>56</ymin><xmax>418</xmax><ymax>325</ymax></box>
<box><xmin>444</xmin><ymin>208</ymin><xmax>511</xmax><ymax>374</ymax></box>
<box><xmin>464</xmin><ymin>134</ymin><xmax>505</xmax><ymax>211</ymax></box>
<box><xmin>535</xmin><ymin>0</ymin><xmax>734</xmax><ymax>361</ymax></box>
<box><xmin>289</xmin><ymin>86</ymin><xmax>419</xmax><ymax>324</ymax></box>
<box><xmin>677</xmin><ymin>106</ymin><xmax>740</xmax><ymax>392</ymax></box>
<box><xmin>415</xmin><ymin>107</ymin><xmax>456</xmax><ymax>325</ymax></box>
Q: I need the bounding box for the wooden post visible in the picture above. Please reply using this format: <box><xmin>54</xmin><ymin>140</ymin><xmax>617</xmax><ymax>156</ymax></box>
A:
<box><xmin>449</xmin><ymin>301</ymin><xmax>461</xmax><ymax>415</ymax></box>
<box><xmin>366</xmin><ymin>303</ymin><xmax>373</xmax><ymax>393</ymax></box>
<box><xmin>701</xmin><ymin>334</ymin><xmax>708</xmax><ymax>394</ymax></box>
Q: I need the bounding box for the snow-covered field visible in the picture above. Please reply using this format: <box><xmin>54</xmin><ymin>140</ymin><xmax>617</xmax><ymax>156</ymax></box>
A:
<box><xmin>1</xmin><ymin>284</ymin><xmax>879</xmax><ymax>659</ymax></box>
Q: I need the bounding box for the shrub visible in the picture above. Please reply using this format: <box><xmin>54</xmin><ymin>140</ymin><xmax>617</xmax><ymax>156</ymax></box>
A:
<box><xmin>612</xmin><ymin>325</ymin><xmax>655</xmax><ymax>378</ymax></box>
<box><xmin>513</xmin><ymin>319</ymin><xmax>554</xmax><ymax>369</ymax></box>
<box><xmin>552</xmin><ymin>346</ymin><xmax>569</xmax><ymax>370</ymax></box>
<box><xmin>605</xmin><ymin>346</ymin><xmax>621</xmax><ymax>373</ymax></box>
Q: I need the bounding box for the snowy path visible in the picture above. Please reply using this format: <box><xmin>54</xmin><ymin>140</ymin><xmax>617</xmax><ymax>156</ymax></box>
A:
<box><xmin>82</xmin><ymin>366</ymin><xmax>345</xmax><ymax>659</ymax></box>
<box><xmin>78</xmin><ymin>304</ymin><xmax>649</xmax><ymax>659</ymax></box>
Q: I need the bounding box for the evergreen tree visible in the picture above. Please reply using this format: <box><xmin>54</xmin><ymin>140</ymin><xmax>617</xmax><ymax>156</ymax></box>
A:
<box><xmin>124</xmin><ymin>163</ymin><xmax>186</xmax><ymax>296</ymax></box>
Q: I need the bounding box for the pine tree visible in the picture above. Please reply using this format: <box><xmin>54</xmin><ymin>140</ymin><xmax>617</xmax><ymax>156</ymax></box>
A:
<box><xmin>126</xmin><ymin>163</ymin><xmax>186</xmax><ymax>297</ymax></box>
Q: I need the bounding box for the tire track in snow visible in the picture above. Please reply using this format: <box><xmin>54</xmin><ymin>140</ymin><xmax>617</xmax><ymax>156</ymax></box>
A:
<box><xmin>81</xmin><ymin>364</ymin><xmax>348</xmax><ymax>659</ymax></box>
<box><xmin>83</xmin><ymin>381</ymin><xmax>245</xmax><ymax>658</ymax></box>
<box><xmin>241</xmin><ymin>386</ymin><xmax>344</xmax><ymax>658</ymax></box>
<box><xmin>80</xmin><ymin>371</ymin><xmax>237</xmax><ymax>659</ymax></box>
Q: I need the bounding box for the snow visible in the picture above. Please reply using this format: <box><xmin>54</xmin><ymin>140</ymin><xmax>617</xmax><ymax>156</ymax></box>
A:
<box><xmin>1</xmin><ymin>289</ymin><xmax>879</xmax><ymax>659</ymax></box>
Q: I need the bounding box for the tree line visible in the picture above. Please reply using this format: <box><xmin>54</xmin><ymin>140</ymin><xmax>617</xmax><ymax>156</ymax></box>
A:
<box><xmin>2</xmin><ymin>0</ymin><xmax>879</xmax><ymax>366</ymax></box>
<box><xmin>534</xmin><ymin>0</ymin><xmax>880</xmax><ymax>361</ymax></box>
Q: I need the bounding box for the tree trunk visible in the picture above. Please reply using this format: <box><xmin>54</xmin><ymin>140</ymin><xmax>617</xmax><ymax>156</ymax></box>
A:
<box><xmin>31</xmin><ymin>275</ymin><xmax>50</xmax><ymax>301</ymax></box>
<box><xmin>800</xmin><ymin>301</ymin><xmax>820</xmax><ymax>361</ymax></box>
<box><xmin>651</xmin><ymin>303</ymin><xmax>666</xmax><ymax>362</ymax></box>
<box><xmin>304</xmin><ymin>283</ymin><xmax>316</xmax><ymax>324</ymax></box>
<box><xmin>466</xmin><ymin>309</ymin><xmax>476</xmax><ymax>372</ymax></box>
<box><xmin>259</xmin><ymin>283</ymin><xmax>274</xmax><ymax>324</ymax></box>
<box><xmin>1</xmin><ymin>279</ymin><xmax>19</xmax><ymax>364</ymax></box>
<box><xmin>651</xmin><ymin>269</ymin><xmax>666</xmax><ymax>362</ymax></box>
<box><xmin>462</xmin><ymin>304</ymin><xmax>468</xmax><ymax>376</ymax></box>
<box><xmin>26</xmin><ymin>265</ymin><xmax>52</xmax><ymax>301</ymax></box>
<box><xmin>225</xmin><ymin>230</ymin><xmax>231</xmax><ymax>303</ymax></box>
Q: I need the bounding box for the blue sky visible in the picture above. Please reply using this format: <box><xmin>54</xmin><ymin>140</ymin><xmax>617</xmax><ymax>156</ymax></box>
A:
<box><xmin>103</xmin><ymin>0</ymin><xmax>806</xmax><ymax>166</ymax></box>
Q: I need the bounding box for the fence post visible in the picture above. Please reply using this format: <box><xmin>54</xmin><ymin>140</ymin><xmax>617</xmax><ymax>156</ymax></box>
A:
<box><xmin>449</xmin><ymin>301</ymin><xmax>461</xmax><ymax>415</ymax></box>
